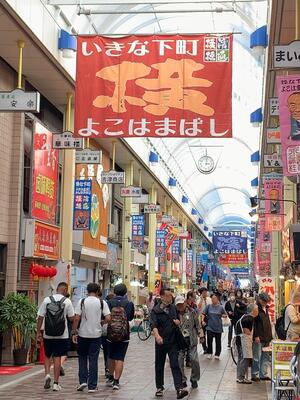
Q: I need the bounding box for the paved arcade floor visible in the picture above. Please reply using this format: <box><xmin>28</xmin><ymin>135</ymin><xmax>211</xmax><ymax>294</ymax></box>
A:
<box><xmin>0</xmin><ymin>332</ymin><xmax>271</xmax><ymax>400</ymax></box>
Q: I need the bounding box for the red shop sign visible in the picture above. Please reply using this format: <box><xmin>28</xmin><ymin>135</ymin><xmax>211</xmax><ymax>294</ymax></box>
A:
<box><xmin>33</xmin><ymin>221</ymin><xmax>60</xmax><ymax>260</ymax></box>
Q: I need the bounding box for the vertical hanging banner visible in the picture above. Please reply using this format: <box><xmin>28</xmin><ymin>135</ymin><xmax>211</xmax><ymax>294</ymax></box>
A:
<box><xmin>264</xmin><ymin>174</ymin><xmax>284</xmax><ymax>231</ymax></box>
<box><xmin>172</xmin><ymin>239</ymin><xmax>180</xmax><ymax>263</ymax></box>
<box><xmin>186</xmin><ymin>249</ymin><xmax>193</xmax><ymax>276</ymax></box>
<box><xmin>73</xmin><ymin>179</ymin><xmax>92</xmax><ymax>230</ymax></box>
<box><xmin>131</xmin><ymin>215</ymin><xmax>145</xmax><ymax>250</ymax></box>
<box><xmin>32</xmin><ymin>122</ymin><xmax>58</xmax><ymax>224</ymax></box>
<box><xmin>277</xmin><ymin>75</ymin><xmax>300</xmax><ymax>175</ymax></box>
<box><xmin>75</xmin><ymin>35</ymin><xmax>232</xmax><ymax>138</ymax></box>
<box><xmin>156</xmin><ymin>229</ymin><xmax>166</xmax><ymax>257</ymax></box>
<box><xmin>258</xmin><ymin>277</ymin><xmax>276</xmax><ymax>323</ymax></box>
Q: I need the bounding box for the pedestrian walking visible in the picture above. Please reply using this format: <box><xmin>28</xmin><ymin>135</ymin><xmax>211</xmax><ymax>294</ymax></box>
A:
<box><xmin>251</xmin><ymin>292</ymin><xmax>272</xmax><ymax>382</ymax></box>
<box><xmin>151</xmin><ymin>288</ymin><xmax>188</xmax><ymax>399</ymax></box>
<box><xmin>235</xmin><ymin>303</ymin><xmax>259</xmax><ymax>384</ymax></box>
<box><xmin>225</xmin><ymin>291</ymin><xmax>247</xmax><ymax>349</ymax></box>
<box><xmin>36</xmin><ymin>282</ymin><xmax>74</xmax><ymax>391</ymax></box>
<box><xmin>102</xmin><ymin>293</ymin><xmax>115</xmax><ymax>378</ymax></box>
<box><xmin>146</xmin><ymin>291</ymin><xmax>155</xmax><ymax>311</ymax></box>
<box><xmin>72</xmin><ymin>283</ymin><xmax>111</xmax><ymax>393</ymax></box>
<box><xmin>197</xmin><ymin>287</ymin><xmax>211</xmax><ymax>354</ymax></box>
<box><xmin>202</xmin><ymin>293</ymin><xmax>227</xmax><ymax>360</ymax></box>
<box><xmin>285</xmin><ymin>291</ymin><xmax>300</xmax><ymax>340</ymax></box>
<box><xmin>175</xmin><ymin>295</ymin><xmax>203</xmax><ymax>389</ymax></box>
<box><xmin>106</xmin><ymin>283</ymin><xmax>135</xmax><ymax>391</ymax></box>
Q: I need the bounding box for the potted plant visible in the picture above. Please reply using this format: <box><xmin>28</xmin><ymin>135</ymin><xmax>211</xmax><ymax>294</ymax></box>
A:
<box><xmin>0</xmin><ymin>293</ymin><xmax>37</xmax><ymax>365</ymax></box>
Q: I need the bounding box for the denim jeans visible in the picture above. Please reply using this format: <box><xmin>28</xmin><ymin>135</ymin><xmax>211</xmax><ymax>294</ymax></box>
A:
<box><xmin>178</xmin><ymin>344</ymin><xmax>200</xmax><ymax>383</ymax></box>
<box><xmin>251</xmin><ymin>341</ymin><xmax>271</xmax><ymax>379</ymax></box>
<box><xmin>77</xmin><ymin>336</ymin><xmax>101</xmax><ymax>390</ymax></box>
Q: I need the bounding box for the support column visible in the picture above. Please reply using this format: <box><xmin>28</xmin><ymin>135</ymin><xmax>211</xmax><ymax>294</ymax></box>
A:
<box><xmin>148</xmin><ymin>184</ymin><xmax>157</xmax><ymax>291</ymax></box>
<box><xmin>122</xmin><ymin>162</ymin><xmax>133</xmax><ymax>288</ymax></box>
<box><xmin>60</xmin><ymin>93</ymin><xmax>75</xmax><ymax>289</ymax></box>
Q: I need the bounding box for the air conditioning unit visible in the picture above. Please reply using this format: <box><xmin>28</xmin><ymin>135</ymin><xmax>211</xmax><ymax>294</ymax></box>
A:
<box><xmin>108</xmin><ymin>224</ymin><xmax>116</xmax><ymax>239</ymax></box>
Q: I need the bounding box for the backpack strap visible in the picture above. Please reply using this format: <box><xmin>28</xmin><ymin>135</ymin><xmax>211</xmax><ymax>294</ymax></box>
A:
<box><xmin>49</xmin><ymin>295</ymin><xmax>55</xmax><ymax>303</ymax></box>
<box><xmin>59</xmin><ymin>296</ymin><xmax>66</xmax><ymax>305</ymax></box>
<box><xmin>285</xmin><ymin>304</ymin><xmax>294</xmax><ymax>331</ymax></box>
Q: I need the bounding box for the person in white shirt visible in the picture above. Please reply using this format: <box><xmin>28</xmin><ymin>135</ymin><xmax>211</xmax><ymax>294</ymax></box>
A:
<box><xmin>72</xmin><ymin>283</ymin><xmax>111</xmax><ymax>393</ymax></box>
<box><xmin>37</xmin><ymin>282</ymin><xmax>74</xmax><ymax>392</ymax></box>
<box><xmin>285</xmin><ymin>291</ymin><xmax>300</xmax><ymax>340</ymax></box>
<box><xmin>197</xmin><ymin>287</ymin><xmax>212</xmax><ymax>354</ymax></box>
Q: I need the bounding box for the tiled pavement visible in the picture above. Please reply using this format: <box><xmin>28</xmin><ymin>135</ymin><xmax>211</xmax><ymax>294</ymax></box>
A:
<box><xmin>0</xmin><ymin>331</ymin><xmax>271</xmax><ymax>400</ymax></box>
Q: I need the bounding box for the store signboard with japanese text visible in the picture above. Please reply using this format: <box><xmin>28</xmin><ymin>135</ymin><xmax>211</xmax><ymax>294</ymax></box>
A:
<box><xmin>156</xmin><ymin>229</ymin><xmax>166</xmax><ymax>257</ymax></box>
<box><xmin>258</xmin><ymin>277</ymin><xmax>276</xmax><ymax>323</ymax></box>
<box><xmin>32</xmin><ymin>122</ymin><xmax>58</xmax><ymax>224</ymax></box>
<box><xmin>272</xmin><ymin>341</ymin><xmax>297</xmax><ymax>380</ymax></box>
<box><xmin>219</xmin><ymin>253</ymin><xmax>248</xmax><ymax>266</ymax></box>
<box><xmin>131</xmin><ymin>215</ymin><xmax>145</xmax><ymax>250</ymax></box>
<box><xmin>264</xmin><ymin>175</ymin><xmax>284</xmax><ymax>231</ymax></box>
<box><xmin>213</xmin><ymin>231</ymin><xmax>247</xmax><ymax>254</ymax></box>
<box><xmin>25</xmin><ymin>219</ymin><xmax>60</xmax><ymax>260</ymax></box>
<box><xmin>73</xmin><ymin>179</ymin><xmax>92</xmax><ymax>230</ymax></box>
<box><xmin>144</xmin><ymin>204</ymin><xmax>161</xmax><ymax>214</ymax></box>
<box><xmin>277</xmin><ymin>75</ymin><xmax>300</xmax><ymax>175</ymax></box>
<box><xmin>186</xmin><ymin>249</ymin><xmax>193</xmax><ymax>276</ymax></box>
<box><xmin>269</xmin><ymin>98</ymin><xmax>279</xmax><ymax>116</ymax></box>
<box><xmin>172</xmin><ymin>239</ymin><xmax>180</xmax><ymax>263</ymax></box>
<box><xmin>266</xmin><ymin>128</ymin><xmax>281</xmax><ymax>144</ymax></box>
<box><xmin>274</xmin><ymin>41</ymin><xmax>300</xmax><ymax>68</ymax></box>
<box><xmin>264</xmin><ymin>153</ymin><xmax>282</xmax><ymax>168</ymax></box>
<box><xmin>75</xmin><ymin>35</ymin><xmax>232</xmax><ymax>139</ymax></box>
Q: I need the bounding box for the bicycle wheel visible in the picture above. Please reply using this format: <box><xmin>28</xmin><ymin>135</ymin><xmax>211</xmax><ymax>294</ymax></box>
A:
<box><xmin>137</xmin><ymin>319</ymin><xmax>151</xmax><ymax>341</ymax></box>
<box><xmin>230</xmin><ymin>336</ymin><xmax>238</xmax><ymax>365</ymax></box>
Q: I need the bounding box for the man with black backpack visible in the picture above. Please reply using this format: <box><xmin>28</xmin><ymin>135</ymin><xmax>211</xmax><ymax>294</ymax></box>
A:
<box><xmin>72</xmin><ymin>283</ymin><xmax>111</xmax><ymax>393</ymax></box>
<box><xmin>106</xmin><ymin>283</ymin><xmax>134</xmax><ymax>391</ymax></box>
<box><xmin>37</xmin><ymin>282</ymin><xmax>74</xmax><ymax>392</ymax></box>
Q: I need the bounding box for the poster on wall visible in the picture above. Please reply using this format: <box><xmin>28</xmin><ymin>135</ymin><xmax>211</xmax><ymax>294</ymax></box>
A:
<box><xmin>75</xmin><ymin>35</ymin><xmax>232</xmax><ymax>139</ymax></box>
<box><xmin>258</xmin><ymin>276</ymin><xmax>276</xmax><ymax>323</ymax></box>
<box><xmin>73</xmin><ymin>179</ymin><xmax>92</xmax><ymax>230</ymax></box>
<box><xmin>32</xmin><ymin>122</ymin><xmax>58</xmax><ymax>224</ymax></box>
<box><xmin>131</xmin><ymin>215</ymin><xmax>145</xmax><ymax>250</ymax></box>
<box><xmin>213</xmin><ymin>231</ymin><xmax>247</xmax><ymax>254</ymax></box>
<box><xmin>277</xmin><ymin>75</ymin><xmax>300</xmax><ymax>175</ymax></box>
<box><xmin>264</xmin><ymin>175</ymin><xmax>284</xmax><ymax>231</ymax></box>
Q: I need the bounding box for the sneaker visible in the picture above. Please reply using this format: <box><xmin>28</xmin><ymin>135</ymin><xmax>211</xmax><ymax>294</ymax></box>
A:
<box><xmin>206</xmin><ymin>354</ymin><xmax>213</xmax><ymax>359</ymax></box>
<box><xmin>261</xmin><ymin>377</ymin><xmax>271</xmax><ymax>381</ymax></box>
<box><xmin>191</xmin><ymin>380</ymin><xmax>198</xmax><ymax>389</ymax></box>
<box><xmin>155</xmin><ymin>388</ymin><xmax>164</xmax><ymax>397</ymax></box>
<box><xmin>236</xmin><ymin>379</ymin><xmax>244</xmax><ymax>384</ymax></box>
<box><xmin>177</xmin><ymin>388</ymin><xmax>188</xmax><ymax>399</ymax></box>
<box><xmin>60</xmin><ymin>367</ymin><xmax>65</xmax><ymax>377</ymax></box>
<box><xmin>106</xmin><ymin>376</ymin><xmax>114</xmax><ymax>387</ymax></box>
<box><xmin>182</xmin><ymin>381</ymin><xmax>187</xmax><ymax>388</ymax></box>
<box><xmin>251</xmin><ymin>377</ymin><xmax>260</xmax><ymax>382</ymax></box>
<box><xmin>88</xmin><ymin>388</ymin><xmax>98</xmax><ymax>393</ymax></box>
<box><xmin>105</xmin><ymin>369</ymin><xmax>110</xmax><ymax>379</ymax></box>
<box><xmin>242</xmin><ymin>379</ymin><xmax>252</xmax><ymax>384</ymax></box>
<box><xmin>214</xmin><ymin>355</ymin><xmax>220</xmax><ymax>360</ymax></box>
<box><xmin>44</xmin><ymin>374</ymin><xmax>51</xmax><ymax>390</ymax></box>
<box><xmin>227</xmin><ymin>345</ymin><xmax>231</xmax><ymax>349</ymax></box>
<box><xmin>76</xmin><ymin>383</ymin><xmax>87</xmax><ymax>391</ymax></box>
<box><xmin>53</xmin><ymin>383</ymin><xmax>62</xmax><ymax>391</ymax></box>
<box><xmin>112</xmin><ymin>382</ymin><xmax>120</xmax><ymax>390</ymax></box>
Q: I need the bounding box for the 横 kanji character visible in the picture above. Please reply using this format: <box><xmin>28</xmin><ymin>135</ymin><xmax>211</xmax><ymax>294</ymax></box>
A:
<box><xmin>93</xmin><ymin>62</ymin><xmax>150</xmax><ymax>112</ymax></box>
<box><xmin>136</xmin><ymin>59</ymin><xmax>214</xmax><ymax>116</ymax></box>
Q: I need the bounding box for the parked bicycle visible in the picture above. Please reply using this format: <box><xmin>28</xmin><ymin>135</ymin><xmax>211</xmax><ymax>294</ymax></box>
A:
<box><xmin>137</xmin><ymin>308</ymin><xmax>152</xmax><ymax>341</ymax></box>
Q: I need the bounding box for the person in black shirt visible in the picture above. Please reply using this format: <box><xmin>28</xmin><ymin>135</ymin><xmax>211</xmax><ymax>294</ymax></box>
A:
<box><xmin>235</xmin><ymin>304</ymin><xmax>259</xmax><ymax>384</ymax></box>
<box><xmin>225</xmin><ymin>291</ymin><xmax>247</xmax><ymax>349</ymax></box>
<box><xmin>151</xmin><ymin>288</ymin><xmax>188</xmax><ymax>399</ymax></box>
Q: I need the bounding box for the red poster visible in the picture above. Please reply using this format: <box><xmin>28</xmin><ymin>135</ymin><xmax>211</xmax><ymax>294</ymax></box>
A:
<box><xmin>219</xmin><ymin>253</ymin><xmax>248</xmax><ymax>265</ymax></box>
<box><xmin>33</xmin><ymin>221</ymin><xmax>60</xmax><ymax>260</ymax></box>
<box><xmin>75</xmin><ymin>35</ymin><xmax>232</xmax><ymax>138</ymax></box>
<box><xmin>264</xmin><ymin>175</ymin><xmax>284</xmax><ymax>232</ymax></box>
<box><xmin>32</xmin><ymin>122</ymin><xmax>58</xmax><ymax>224</ymax></box>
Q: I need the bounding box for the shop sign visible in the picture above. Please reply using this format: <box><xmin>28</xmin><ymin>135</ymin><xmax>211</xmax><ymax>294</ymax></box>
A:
<box><xmin>172</xmin><ymin>239</ymin><xmax>180</xmax><ymax>263</ymax></box>
<box><xmin>156</xmin><ymin>229</ymin><xmax>166</xmax><ymax>257</ymax></box>
<box><xmin>101</xmin><ymin>170</ymin><xmax>125</xmax><ymax>184</ymax></box>
<box><xmin>266</xmin><ymin>128</ymin><xmax>281</xmax><ymax>144</ymax></box>
<box><xmin>53</xmin><ymin>131</ymin><xmax>84</xmax><ymax>149</ymax></box>
<box><xmin>186</xmin><ymin>249</ymin><xmax>193</xmax><ymax>276</ymax></box>
<box><xmin>132</xmin><ymin>193</ymin><xmax>149</xmax><ymax>204</ymax></box>
<box><xmin>32</xmin><ymin>122</ymin><xmax>58</xmax><ymax>224</ymax></box>
<box><xmin>160</xmin><ymin>215</ymin><xmax>173</xmax><ymax>224</ymax></box>
<box><xmin>230</xmin><ymin>268</ymin><xmax>249</xmax><ymax>274</ymax></box>
<box><xmin>75</xmin><ymin>35</ymin><xmax>233</xmax><ymax>139</ymax></box>
<box><xmin>120</xmin><ymin>186</ymin><xmax>142</xmax><ymax>197</ymax></box>
<box><xmin>212</xmin><ymin>230</ymin><xmax>248</xmax><ymax>254</ymax></box>
<box><xmin>179</xmin><ymin>231</ymin><xmax>190</xmax><ymax>239</ymax></box>
<box><xmin>269</xmin><ymin>98</ymin><xmax>279</xmax><ymax>116</ymax></box>
<box><xmin>24</xmin><ymin>219</ymin><xmax>60</xmax><ymax>260</ymax></box>
<box><xmin>75</xmin><ymin>149</ymin><xmax>102</xmax><ymax>164</ymax></box>
<box><xmin>73</xmin><ymin>179</ymin><xmax>92</xmax><ymax>230</ymax></box>
<box><xmin>0</xmin><ymin>88</ymin><xmax>40</xmax><ymax>112</ymax></box>
<box><xmin>144</xmin><ymin>204</ymin><xmax>161</xmax><ymax>214</ymax></box>
<box><xmin>264</xmin><ymin>153</ymin><xmax>282</xmax><ymax>168</ymax></box>
<box><xmin>131</xmin><ymin>215</ymin><xmax>145</xmax><ymax>250</ymax></box>
<box><xmin>264</xmin><ymin>175</ymin><xmax>284</xmax><ymax>231</ymax></box>
<box><xmin>273</xmin><ymin>41</ymin><xmax>300</xmax><ymax>68</ymax></box>
<box><xmin>272</xmin><ymin>341</ymin><xmax>297</xmax><ymax>380</ymax></box>
<box><xmin>219</xmin><ymin>253</ymin><xmax>248</xmax><ymax>265</ymax></box>
<box><xmin>277</xmin><ymin>74</ymin><xmax>300</xmax><ymax>175</ymax></box>
<box><xmin>258</xmin><ymin>276</ymin><xmax>276</xmax><ymax>323</ymax></box>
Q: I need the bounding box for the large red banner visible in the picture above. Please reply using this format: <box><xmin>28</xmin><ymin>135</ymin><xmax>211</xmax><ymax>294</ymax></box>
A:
<box><xmin>32</xmin><ymin>122</ymin><xmax>58</xmax><ymax>224</ymax></box>
<box><xmin>75</xmin><ymin>35</ymin><xmax>232</xmax><ymax>138</ymax></box>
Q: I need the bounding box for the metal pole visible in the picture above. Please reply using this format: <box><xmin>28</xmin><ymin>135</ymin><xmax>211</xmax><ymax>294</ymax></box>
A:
<box><xmin>17</xmin><ymin>40</ymin><xmax>25</xmax><ymax>90</ymax></box>
<box><xmin>73</xmin><ymin>31</ymin><xmax>242</xmax><ymax>36</ymax></box>
<box><xmin>48</xmin><ymin>0</ymin><xmax>268</xmax><ymax>4</ymax></box>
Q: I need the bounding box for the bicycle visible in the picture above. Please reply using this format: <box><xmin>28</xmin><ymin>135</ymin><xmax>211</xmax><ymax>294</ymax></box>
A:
<box><xmin>230</xmin><ymin>336</ymin><xmax>238</xmax><ymax>365</ymax></box>
<box><xmin>137</xmin><ymin>308</ymin><xmax>152</xmax><ymax>341</ymax></box>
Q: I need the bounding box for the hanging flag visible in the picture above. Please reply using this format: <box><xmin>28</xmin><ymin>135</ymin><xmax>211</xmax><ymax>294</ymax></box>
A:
<box><xmin>75</xmin><ymin>35</ymin><xmax>232</xmax><ymax>138</ymax></box>
<box><xmin>264</xmin><ymin>174</ymin><xmax>284</xmax><ymax>231</ymax></box>
<box><xmin>131</xmin><ymin>215</ymin><xmax>145</xmax><ymax>250</ymax></box>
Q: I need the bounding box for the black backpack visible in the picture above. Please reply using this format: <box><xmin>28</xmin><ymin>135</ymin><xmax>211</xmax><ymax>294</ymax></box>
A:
<box><xmin>45</xmin><ymin>296</ymin><xmax>66</xmax><ymax>336</ymax></box>
<box><xmin>275</xmin><ymin>304</ymin><xmax>292</xmax><ymax>340</ymax></box>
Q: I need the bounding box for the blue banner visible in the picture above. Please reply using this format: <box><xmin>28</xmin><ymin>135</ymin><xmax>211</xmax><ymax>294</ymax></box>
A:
<box><xmin>172</xmin><ymin>239</ymin><xmax>180</xmax><ymax>262</ymax></box>
<box><xmin>73</xmin><ymin>179</ymin><xmax>92</xmax><ymax>230</ymax></box>
<box><xmin>156</xmin><ymin>229</ymin><xmax>166</xmax><ymax>257</ymax></box>
<box><xmin>213</xmin><ymin>231</ymin><xmax>248</xmax><ymax>254</ymax></box>
<box><xmin>230</xmin><ymin>268</ymin><xmax>250</xmax><ymax>274</ymax></box>
<box><xmin>131</xmin><ymin>215</ymin><xmax>145</xmax><ymax>250</ymax></box>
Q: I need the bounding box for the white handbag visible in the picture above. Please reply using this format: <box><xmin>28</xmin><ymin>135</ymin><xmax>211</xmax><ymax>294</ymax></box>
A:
<box><xmin>222</xmin><ymin>315</ymin><xmax>232</xmax><ymax>327</ymax></box>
